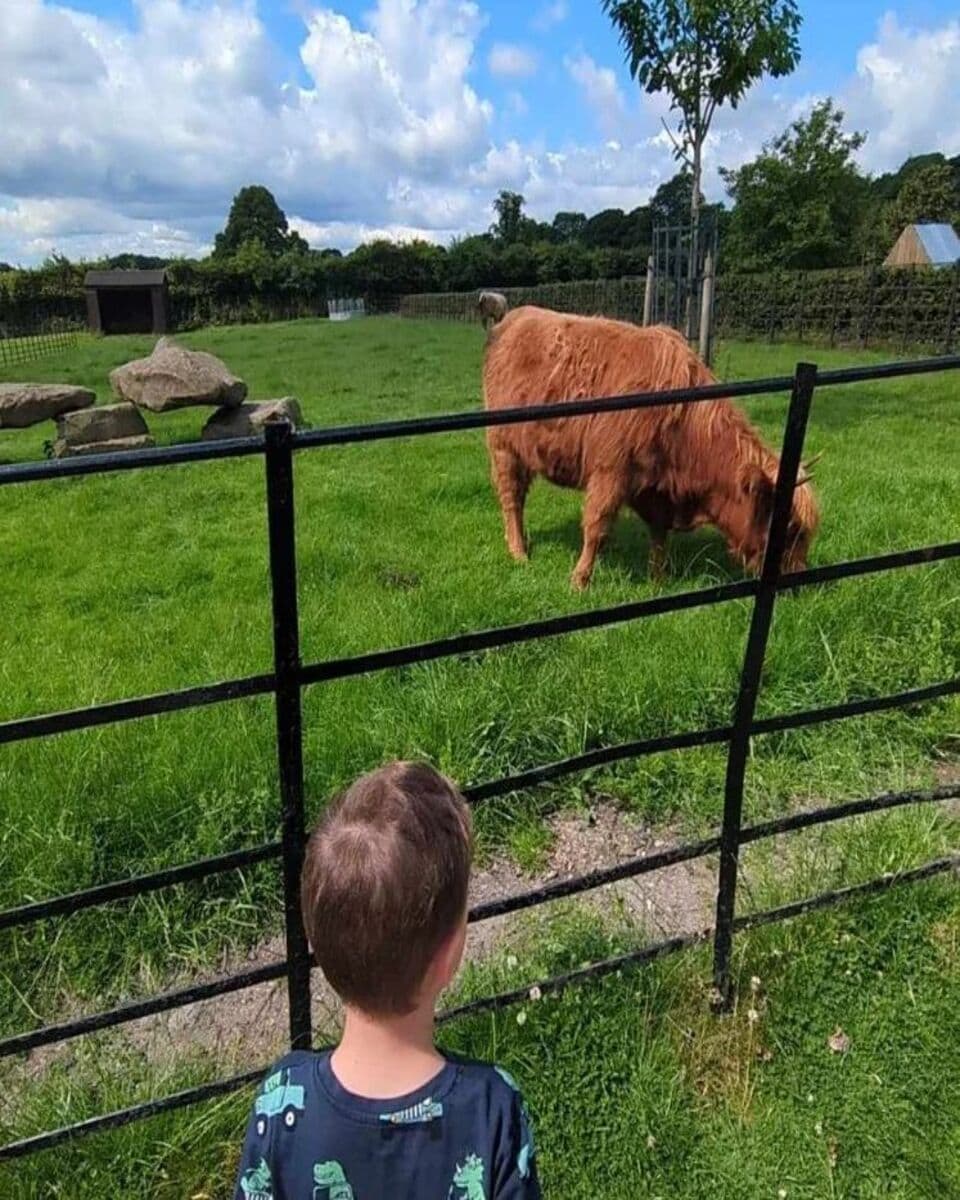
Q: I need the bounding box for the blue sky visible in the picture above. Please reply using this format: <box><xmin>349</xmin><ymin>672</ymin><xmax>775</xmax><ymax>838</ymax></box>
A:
<box><xmin>2</xmin><ymin>0</ymin><xmax>959</xmax><ymax>263</ymax></box>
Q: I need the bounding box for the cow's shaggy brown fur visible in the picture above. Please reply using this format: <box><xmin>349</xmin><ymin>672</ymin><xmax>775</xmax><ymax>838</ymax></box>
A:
<box><xmin>483</xmin><ymin>306</ymin><xmax>819</xmax><ymax>588</ymax></box>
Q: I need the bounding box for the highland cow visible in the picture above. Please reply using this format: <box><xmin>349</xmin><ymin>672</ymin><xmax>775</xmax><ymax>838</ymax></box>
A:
<box><xmin>483</xmin><ymin>306</ymin><xmax>819</xmax><ymax>589</ymax></box>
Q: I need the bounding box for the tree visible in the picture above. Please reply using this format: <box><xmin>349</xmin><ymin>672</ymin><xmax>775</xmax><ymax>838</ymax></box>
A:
<box><xmin>491</xmin><ymin>191</ymin><xmax>527</xmax><ymax>244</ymax></box>
<box><xmin>649</xmin><ymin>171</ymin><xmax>701</xmax><ymax>227</ymax></box>
<box><xmin>872</xmin><ymin>153</ymin><xmax>949</xmax><ymax>203</ymax></box>
<box><xmin>601</xmin><ymin>0</ymin><xmax>802</xmax><ymax>231</ymax></box>
<box><xmin>213</xmin><ymin>185</ymin><xmax>303</xmax><ymax>258</ymax></box>
<box><xmin>552</xmin><ymin>211</ymin><xmax>588</xmax><ymax>242</ymax></box>
<box><xmin>721</xmin><ymin>99</ymin><xmax>869</xmax><ymax>270</ymax></box>
<box><xmin>581</xmin><ymin>208</ymin><xmax>629</xmax><ymax>247</ymax></box>
<box><xmin>444</xmin><ymin>234</ymin><xmax>498</xmax><ymax>291</ymax></box>
<box><xmin>884</xmin><ymin>163</ymin><xmax>959</xmax><ymax>239</ymax></box>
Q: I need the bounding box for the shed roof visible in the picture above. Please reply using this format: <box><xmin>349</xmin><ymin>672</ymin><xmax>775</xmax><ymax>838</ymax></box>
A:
<box><xmin>913</xmin><ymin>224</ymin><xmax>960</xmax><ymax>265</ymax></box>
<box><xmin>84</xmin><ymin>269</ymin><xmax>168</xmax><ymax>288</ymax></box>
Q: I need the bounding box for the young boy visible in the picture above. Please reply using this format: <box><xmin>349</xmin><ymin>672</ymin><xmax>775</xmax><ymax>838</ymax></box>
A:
<box><xmin>234</xmin><ymin>761</ymin><xmax>540</xmax><ymax>1199</ymax></box>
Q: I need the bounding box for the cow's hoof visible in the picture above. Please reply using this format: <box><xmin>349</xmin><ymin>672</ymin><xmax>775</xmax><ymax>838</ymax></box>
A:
<box><xmin>570</xmin><ymin>570</ymin><xmax>591</xmax><ymax>591</ymax></box>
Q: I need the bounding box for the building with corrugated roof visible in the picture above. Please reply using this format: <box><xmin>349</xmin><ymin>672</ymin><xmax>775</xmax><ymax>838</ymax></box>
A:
<box><xmin>884</xmin><ymin>223</ymin><xmax>960</xmax><ymax>269</ymax></box>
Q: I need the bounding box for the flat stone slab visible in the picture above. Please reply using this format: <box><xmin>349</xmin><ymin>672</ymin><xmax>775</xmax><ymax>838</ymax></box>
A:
<box><xmin>56</xmin><ymin>403</ymin><xmax>148</xmax><ymax>447</ymax></box>
<box><xmin>0</xmin><ymin>383</ymin><xmax>95</xmax><ymax>429</ymax></box>
<box><xmin>52</xmin><ymin>434</ymin><xmax>155</xmax><ymax>458</ymax></box>
<box><xmin>110</xmin><ymin>336</ymin><xmax>247</xmax><ymax>413</ymax></box>
<box><xmin>201</xmin><ymin>397</ymin><xmax>303</xmax><ymax>440</ymax></box>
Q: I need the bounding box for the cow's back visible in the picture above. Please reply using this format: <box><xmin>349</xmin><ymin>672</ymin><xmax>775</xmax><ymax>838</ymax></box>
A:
<box><xmin>483</xmin><ymin>306</ymin><xmax>713</xmax><ymax>488</ymax></box>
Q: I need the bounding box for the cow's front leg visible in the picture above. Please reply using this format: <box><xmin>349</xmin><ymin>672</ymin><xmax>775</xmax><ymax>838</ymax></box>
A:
<box><xmin>572</xmin><ymin>474</ymin><xmax>624</xmax><ymax>590</ymax></box>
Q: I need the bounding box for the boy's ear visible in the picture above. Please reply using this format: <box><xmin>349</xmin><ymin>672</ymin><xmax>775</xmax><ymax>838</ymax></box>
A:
<box><xmin>432</xmin><ymin>916</ymin><xmax>468</xmax><ymax>992</ymax></box>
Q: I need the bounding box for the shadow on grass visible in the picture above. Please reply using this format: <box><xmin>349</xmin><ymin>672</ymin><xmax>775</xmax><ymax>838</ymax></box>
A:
<box><xmin>533</xmin><ymin>512</ymin><xmax>742</xmax><ymax>586</ymax></box>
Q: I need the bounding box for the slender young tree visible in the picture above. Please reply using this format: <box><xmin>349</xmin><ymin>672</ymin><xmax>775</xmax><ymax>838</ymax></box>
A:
<box><xmin>600</xmin><ymin>1</ymin><xmax>802</xmax><ymax>230</ymax></box>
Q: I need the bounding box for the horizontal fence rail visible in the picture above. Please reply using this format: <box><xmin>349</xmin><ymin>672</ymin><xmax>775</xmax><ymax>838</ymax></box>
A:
<box><xmin>1</xmin><ymin>352</ymin><xmax>958</xmax><ymax>1162</ymax></box>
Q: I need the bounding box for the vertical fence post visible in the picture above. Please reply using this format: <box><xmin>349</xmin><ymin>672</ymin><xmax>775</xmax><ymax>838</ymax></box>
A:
<box><xmin>860</xmin><ymin>265</ymin><xmax>876</xmax><ymax>348</ymax></box>
<box><xmin>643</xmin><ymin>255</ymin><xmax>655</xmax><ymax>326</ymax></box>
<box><xmin>711</xmin><ymin>361</ymin><xmax>818</xmax><ymax>1011</ymax></box>
<box><xmin>264</xmin><ymin>420</ymin><xmax>313</xmax><ymax>1051</ymax></box>
<box><xmin>698</xmin><ymin>251</ymin><xmax>715</xmax><ymax>365</ymax></box>
<box><xmin>944</xmin><ymin>263</ymin><xmax>960</xmax><ymax>356</ymax></box>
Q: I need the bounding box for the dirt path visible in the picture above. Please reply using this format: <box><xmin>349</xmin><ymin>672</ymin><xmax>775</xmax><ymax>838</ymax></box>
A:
<box><xmin>26</xmin><ymin>805</ymin><xmax>716</xmax><ymax>1081</ymax></box>
<box><xmin>15</xmin><ymin>771</ymin><xmax>959</xmax><ymax>1089</ymax></box>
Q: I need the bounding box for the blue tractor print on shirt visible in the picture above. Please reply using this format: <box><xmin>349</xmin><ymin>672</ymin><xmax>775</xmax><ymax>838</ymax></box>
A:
<box><xmin>255</xmin><ymin>1068</ymin><xmax>306</xmax><ymax>1135</ymax></box>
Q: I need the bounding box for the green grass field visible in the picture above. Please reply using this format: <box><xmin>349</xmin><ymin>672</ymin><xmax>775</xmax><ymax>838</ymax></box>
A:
<box><xmin>1</xmin><ymin>318</ymin><xmax>958</xmax><ymax>1197</ymax></box>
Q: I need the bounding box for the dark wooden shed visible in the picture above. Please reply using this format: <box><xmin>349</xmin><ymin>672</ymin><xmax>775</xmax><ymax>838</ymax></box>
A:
<box><xmin>84</xmin><ymin>269</ymin><xmax>170</xmax><ymax>335</ymax></box>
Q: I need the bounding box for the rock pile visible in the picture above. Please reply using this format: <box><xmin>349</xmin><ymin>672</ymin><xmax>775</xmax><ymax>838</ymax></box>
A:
<box><xmin>202</xmin><ymin>397</ymin><xmax>302</xmax><ymax>440</ymax></box>
<box><xmin>53</xmin><ymin>403</ymin><xmax>154</xmax><ymax>458</ymax></box>
<box><xmin>0</xmin><ymin>383</ymin><xmax>94</xmax><ymax>429</ymax></box>
<box><xmin>1</xmin><ymin>336</ymin><xmax>302</xmax><ymax>459</ymax></box>
<box><xmin>110</xmin><ymin>337</ymin><xmax>247</xmax><ymax>412</ymax></box>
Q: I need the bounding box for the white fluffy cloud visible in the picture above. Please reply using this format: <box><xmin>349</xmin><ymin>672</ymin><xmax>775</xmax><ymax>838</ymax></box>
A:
<box><xmin>531</xmin><ymin>1</ymin><xmax>568</xmax><ymax>33</ymax></box>
<box><xmin>0</xmin><ymin>0</ymin><xmax>496</xmax><ymax>260</ymax></box>
<box><xmin>0</xmin><ymin>2</ymin><xmax>957</xmax><ymax>264</ymax></box>
<box><xmin>847</xmin><ymin>13</ymin><xmax>960</xmax><ymax>169</ymax></box>
<box><xmin>565</xmin><ymin>54</ymin><xmax>628</xmax><ymax>138</ymax></box>
<box><xmin>488</xmin><ymin>42</ymin><xmax>537</xmax><ymax>78</ymax></box>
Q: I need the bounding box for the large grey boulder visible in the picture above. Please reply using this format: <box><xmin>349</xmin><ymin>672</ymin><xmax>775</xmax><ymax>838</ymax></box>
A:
<box><xmin>0</xmin><ymin>383</ymin><xmax>95</xmax><ymax>429</ymax></box>
<box><xmin>56</xmin><ymin>403</ymin><xmax>148</xmax><ymax>447</ymax></box>
<box><xmin>110</xmin><ymin>337</ymin><xmax>247</xmax><ymax>413</ymax></box>
<box><xmin>201</xmin><ymin>398</ymin><xmax>303</xmax><ymax>441</ymax></box>
<box><xmin>52</xmin><ymin>434</ymin><xmax>155</xmax><ymax>459</ymax></box>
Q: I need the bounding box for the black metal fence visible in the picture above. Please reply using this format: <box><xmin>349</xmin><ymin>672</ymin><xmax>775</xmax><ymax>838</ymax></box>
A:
<box><xmin>1</xmin><ymin>354</ymin><xmax>959</xmax><ymax>1162</ymax></box>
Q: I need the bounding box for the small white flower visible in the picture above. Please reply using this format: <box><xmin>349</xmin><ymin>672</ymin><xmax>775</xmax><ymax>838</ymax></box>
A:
<box><xmin>815</xmin><ymin>1121</ymin><xmax>824</xmax><ymax>1137</ymax></box>
<box><xmin>807</xmin><ymin>1093</ymin><xmax>815</xmax><ymax>1104</ymax></box>
<box><xmin>506</xmin><ymin>954</ymin><xmax>519</xmax><ymax>969</ymax></box>
<box><xmin>747</xmin><ymin>1008</ymin><xmax>760</xmax><ymax>1025</ymax></box>
<box><xmin>516</xmin><ymin>1009</ymin><xmax>527</xmax><ymax>1026</ymax></box>
<box><xmin>778</xmin><ymin>1190</ymin><xmax>788</xmax><ymax>1199</ymax></box>
<box><xmin>529</xmin><ymin>986</ymin><xmax>542</xmax><ymax>1002</ymax></box>
<box><xmin>750</xmin><ymin>976</ymin><xmax>762</xmax><ymax>993</ymax></box>
<box><xmin>646</xmin><ymin>1134</ymin><xmax>657</xmax><ymax>1151</ymax></box>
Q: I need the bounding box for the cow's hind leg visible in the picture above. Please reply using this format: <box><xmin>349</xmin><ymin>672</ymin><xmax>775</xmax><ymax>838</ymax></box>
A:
<box><xmin>572</xmin><ymin>474</ymin><xmax>624</xmax><ymax>590</ymax></box>
<box><xmin>647</xmin><ymin>525</ymin><xmax>668</xmax><ymax>583</ymax></box>
<box><xmin>630</xmin><ymin>496</ymin><xmax>669</xmax><ymax>584</ymax></box>
<box><xmin>490</xmin><ymin>446</ymin><xmax>532</xmax><ymax>561</ymax></box>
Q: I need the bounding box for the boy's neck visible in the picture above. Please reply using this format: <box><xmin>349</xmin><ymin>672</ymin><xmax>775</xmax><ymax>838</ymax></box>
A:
<box><xmin>330</xmin><ymin>1001</ymin><xmax>445</xmax><ymax>1100</ymax></box>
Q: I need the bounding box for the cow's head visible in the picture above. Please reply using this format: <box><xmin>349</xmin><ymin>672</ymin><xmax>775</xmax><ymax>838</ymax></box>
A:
<box><xmin>735</xmin><ymin>458</ymin><xmax>820</xmax><ymax>575</ymax></box>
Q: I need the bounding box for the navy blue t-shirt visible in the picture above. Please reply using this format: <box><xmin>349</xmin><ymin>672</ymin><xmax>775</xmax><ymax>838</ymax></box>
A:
<box><xmin>234</xmin><ymin>1049</ymin><xmax>540</xmax><ymax>1200</ymax></box>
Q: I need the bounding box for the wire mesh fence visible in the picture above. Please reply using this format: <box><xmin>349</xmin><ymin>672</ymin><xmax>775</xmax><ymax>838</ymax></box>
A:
<box><xmin>0</xmin><ymin>353</ymin><xmax>958</xmax><ymax>1160</ymax></box>
<box><xmin>0</xmin><ymin>302</ymin><xmax>83</xmax><ymax>368</ymax></box>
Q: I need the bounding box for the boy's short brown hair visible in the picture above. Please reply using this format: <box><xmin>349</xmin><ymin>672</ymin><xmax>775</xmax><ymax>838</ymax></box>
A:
<box><xmin>301</xmin><ymin>761</ymin><xmax>472</xmax><ymax>1016</ymax></box>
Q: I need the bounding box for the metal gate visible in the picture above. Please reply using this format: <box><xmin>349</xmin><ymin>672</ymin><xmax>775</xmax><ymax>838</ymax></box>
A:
<box><xmin>650</xmin><ymin>212</ymin><xmax>718</xmax><ymax>358</ymax></box>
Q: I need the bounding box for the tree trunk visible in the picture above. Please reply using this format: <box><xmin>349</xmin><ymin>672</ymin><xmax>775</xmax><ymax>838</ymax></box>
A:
<box><xmin>685</xmin><ymin>135</ymin><xmax>703</xmax><ymax>340</ymax></box>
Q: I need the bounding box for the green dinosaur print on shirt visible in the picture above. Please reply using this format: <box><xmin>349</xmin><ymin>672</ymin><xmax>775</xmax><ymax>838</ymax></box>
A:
<box><xmin>240</xmin><ymin>1158</ymin><xmax>273</xmax><ymax>1200</ymax></box>
<box><xmin>450</xmin><ymin>1153</ymin><xmax>486</xmax><ymax>1200</ymax></box>
<box><xmin>313</xmin><ymin>1160</ymin><xmax>355</xmax><ymax>1200</ymax></box>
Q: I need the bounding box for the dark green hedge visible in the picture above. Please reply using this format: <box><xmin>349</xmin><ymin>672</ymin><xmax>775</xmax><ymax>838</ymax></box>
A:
<box><xmin>3</xmin><ymin>255</ymin><xmax>958</xmax><ymax>352</ymax></box>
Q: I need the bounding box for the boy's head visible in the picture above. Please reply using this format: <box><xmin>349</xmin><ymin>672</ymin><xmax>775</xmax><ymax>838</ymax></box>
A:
<box><xmin>301</xmin><ymin>761</ymin><xmax>473</xmax><ymax>1017</ymax></box>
